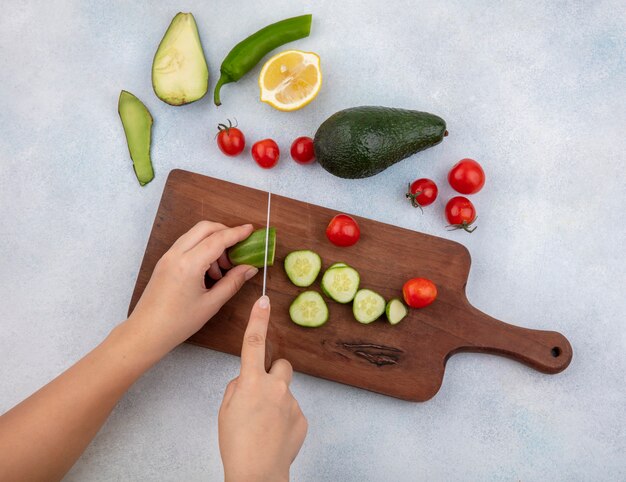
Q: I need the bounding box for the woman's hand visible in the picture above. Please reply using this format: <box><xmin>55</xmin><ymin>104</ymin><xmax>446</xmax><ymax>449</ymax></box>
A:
<box><xmin>126</xmin><ymin>221</ymin><xmax>258</xmax><ymax>361</ymax></box>
<box><xmin>218</xmin><ymin>296</ymin><xmax>308</xmax><ymax>482</ymax></box>
<box><xmin>0</xmin><ymin>220</ymin><xmax>261</xmax><ymax>482</ymax></box>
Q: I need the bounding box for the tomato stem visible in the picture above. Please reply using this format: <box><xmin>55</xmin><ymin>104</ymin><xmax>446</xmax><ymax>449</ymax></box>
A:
<box><xmin>217</xmin><ymin>119</ymin><xmax>238</xmax><ymax>133</ymax></box>
<box><xmin>446</xmin><ymin>218</ymin><xmax>477</xmax><ymax>233</ymax></box>
<box><xmin>405</xmin><ymin>183</ymin><xmax>424</xmax><ymax>213</ymax></box>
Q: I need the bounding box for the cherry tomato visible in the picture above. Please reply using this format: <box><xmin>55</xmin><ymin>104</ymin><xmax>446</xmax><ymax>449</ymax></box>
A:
<box><xmin>448</xmin><ymin>158</ymin><xmax>485</xmax><ymax>194</ymax></box>
<box><xmin>326</xmin><ymin>214</ymin><xmax>360</xmax><ymax>247</ymax></box>
<box><xmin>445</xmin><ymin>196</ymin><xmax>477</xmax><ymax>233</ymax></box>
<box><xmin>406</xmin><ymin>178</ymin><xmax>438</xmax><ymax>211</ymax></box>
<box><xmin>216</xmin><ymin>120</ymin><xmax>245</xmax><ymax>156</ymax></box>
<box><xmin>403</xmin><ymin>278</ymin><xmax>437</xmax><ymax>308</ymax></box>
<box><xmin>251</xmin><ymin>139</ymin><xmax>280</xmax><ymax>169</ymax></box>
<box><xmin>290</xmin><ymin>136</ymin><xmax>316</xmax><ymax>164</ymax></box>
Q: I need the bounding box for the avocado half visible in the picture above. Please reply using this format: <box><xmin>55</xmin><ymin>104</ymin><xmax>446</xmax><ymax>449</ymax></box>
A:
<box><xmin>152</xmin><ymin>12</ymin><xmax>209</xmax><ymax>106</ymax></box>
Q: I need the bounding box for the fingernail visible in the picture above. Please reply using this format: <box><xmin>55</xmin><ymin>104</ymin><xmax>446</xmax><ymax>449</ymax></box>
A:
<box><xmin>259</xmin><ymin>295</ymin><xmax>270</xmax><ymax>309</ymax></box>
<box><xmin>245</xmin><ymin>267</ymin><xmax>258</xmax><ymax>280</ymax></box>
<box><xmin>244</xmin><ymin>223</ymin><xmax>253</xmax><ymax>229</ymax></box>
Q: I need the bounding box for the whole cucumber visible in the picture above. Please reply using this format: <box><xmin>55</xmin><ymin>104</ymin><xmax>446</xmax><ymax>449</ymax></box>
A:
<box><xmin>313</xmin><ymin>106</ymin><xmax>447</xmax><ymax>179</ymax></box>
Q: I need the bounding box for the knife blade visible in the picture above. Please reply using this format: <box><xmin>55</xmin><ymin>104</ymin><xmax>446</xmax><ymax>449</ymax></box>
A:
<box><xmin>261</xmin><ymin>185</ymin><xmax>272</xmax><ymax>297</ymax></box>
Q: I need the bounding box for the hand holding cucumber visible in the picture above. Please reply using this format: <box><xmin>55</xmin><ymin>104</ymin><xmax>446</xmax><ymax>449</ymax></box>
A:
<box><xmin>127</xmin><ymin>221</ymin><xmax>259</xmax><ymax>358</ymax></box>
<box><xmin>127</xmin><ymin>220</ymin><xmax>306</xmax><ymax>480</ymax></box>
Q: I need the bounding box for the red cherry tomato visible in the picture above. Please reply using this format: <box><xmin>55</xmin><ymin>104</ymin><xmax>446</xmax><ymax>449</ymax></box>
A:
<box><xmin>445</xmin><ymin>196</ymin><xmax>477</xmax><ymax>233</ymax></box>
<box><xmin>216</xmin><ymin>120</ymin><xmax>245</xmax><ymax>156</ymax></box>
<box><xmin>290</xmin><ymin>136</ymin><xmax>316</xmax><ymax>164</ymax></box>
<box><xmin>403</xmin><ymin>278</ymin><xmax>437</xmax><ymax>308</ymax></box>
<box><xmin>406</xmin><ymin>178</ymin><xmax>438</xmax><ymax>211</ymax></box>
<box><xmin>448</xmin><ymin>158</ymin><xmax>485</xmax><ymax>194</ymax></box>
<box><xmin>251</xmin><ymin>139</ymin><xmax>280</xmax><ymax>169</ymax></box>
<box><xmin>326</xmin><ymin>214</ymin><xmax>360</xmax><ymax>247</ymax></box>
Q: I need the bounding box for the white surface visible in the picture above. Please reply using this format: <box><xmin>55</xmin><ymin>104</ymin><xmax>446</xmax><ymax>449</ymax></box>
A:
<box><xmin>1</xmin><ymin>1</ymin><xmax>625</xmax><ymax>480</ymax></box>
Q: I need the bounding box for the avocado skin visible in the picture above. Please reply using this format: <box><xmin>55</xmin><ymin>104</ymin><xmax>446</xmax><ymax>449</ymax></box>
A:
<box><xmin>118</xmin><ymin>90</ymin><xmax>154</xmax><ymax>186</ymax></box>
<box><xmin>313</xmin><ymin>106</ymin><xmax>446</xmax><ymax>179</ymax></box>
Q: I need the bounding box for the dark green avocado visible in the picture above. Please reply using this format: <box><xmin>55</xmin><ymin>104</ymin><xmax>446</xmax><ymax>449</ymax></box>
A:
<box><xmin>313</xmin><ymin>106</ymin><xmax>447</xmax><ymax>179</ymax></box>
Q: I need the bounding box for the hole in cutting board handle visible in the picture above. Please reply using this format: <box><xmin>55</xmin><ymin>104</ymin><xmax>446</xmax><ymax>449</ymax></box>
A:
<box><xmin>551</xmin><ymin>346</ymin><xmax>562</xmax><ymax>358</ymax></box>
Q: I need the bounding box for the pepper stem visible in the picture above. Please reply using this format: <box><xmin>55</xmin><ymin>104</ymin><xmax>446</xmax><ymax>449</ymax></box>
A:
<box><xmin>213</xmin><ymin>74</ymin><xmax>231</xmax><ymax>106</ymax></box>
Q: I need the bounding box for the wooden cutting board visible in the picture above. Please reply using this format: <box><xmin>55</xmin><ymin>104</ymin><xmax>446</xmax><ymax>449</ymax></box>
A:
<box><xmin>129</xmin><ymin>169</ymin><xmax>572</xmax><ymax>401</ymax></box>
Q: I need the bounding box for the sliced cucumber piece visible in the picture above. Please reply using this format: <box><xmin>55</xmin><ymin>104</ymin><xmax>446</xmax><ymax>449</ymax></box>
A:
<box><xmin>227</xmin><ymin>227</ymin><xmax>276</xmax><ymax>268</ymax></box>
<box><xmin>328</xmin><ymin>262</ymin><xmax>348</xmax><ymax>269</ymax></box>
<box><xmin>353</xmin><ymin>289</ymin><xmax>385</xmax><ymax>324</ymax></box>
<box><xmin>284</xmin><ymin>250</ymin><xmax>321</xmax><ymax>287</ymax></box>
<box><xmin>321</xmin><ymin>266</ymin><xmax>360</xmax><ymax>303</ymax></box>
<box><xmin>386</xmin><ymin>298</ymin><xmax>408</xmax><ymax>325</ymax></box>
<box><xmin>289</xmin><ymin>291</ymin><xmax>329</xmax><ymax>328</ymax></box>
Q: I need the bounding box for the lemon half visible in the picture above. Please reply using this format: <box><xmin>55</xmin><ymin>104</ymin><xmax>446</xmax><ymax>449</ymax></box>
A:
<box><xmin>259</xmin><ymin>50</ymin><xmax>322</xmax><ymax>111</ymax></box>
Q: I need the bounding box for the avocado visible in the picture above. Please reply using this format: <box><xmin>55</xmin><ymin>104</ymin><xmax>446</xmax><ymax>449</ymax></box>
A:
<box><xmin>152</xmin><ymin>12</ymin><xmax>208</xmax><ymax>106</ymax></box>
<box><xmin>313</xmin><ymin>106</ymin><xmax>447</xmax><ymax>179</ymax></box>
<box><xmin>118</xmin><ymin>91</ymin><xmax>154</xmax><ymax>186</ymax></box>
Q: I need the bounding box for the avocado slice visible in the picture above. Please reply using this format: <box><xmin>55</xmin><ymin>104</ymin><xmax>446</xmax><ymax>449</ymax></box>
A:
<box><xmin>118</xmin><ymin>91</ymin><xmax>154</xmax><ymax>186</ymax></box>
<box><xmin>152</xmin><ymin>12</ymin><xmax>208</xmax><ymax>106</ymax></box>
<box><xmin>313</xmin><ymin>106</ymin><xmax>447</xmax><ymax>179</ymax></box>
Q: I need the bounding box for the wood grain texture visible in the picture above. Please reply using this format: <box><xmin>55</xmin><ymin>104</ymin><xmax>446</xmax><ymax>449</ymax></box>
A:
<box><xmin>129</xmin><ymin>169</ymin><xmax>573</xmax><ymax>401</ymax></box>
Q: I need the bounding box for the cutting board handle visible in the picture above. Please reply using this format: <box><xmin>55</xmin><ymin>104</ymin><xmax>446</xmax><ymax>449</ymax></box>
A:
<box><xmin>453</xmin><ymin>301</ymin><xmax>573</xmax><ymax>374</ymax></box>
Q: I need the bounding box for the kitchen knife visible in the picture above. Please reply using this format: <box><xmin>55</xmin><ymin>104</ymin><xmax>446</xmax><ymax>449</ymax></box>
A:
<box><xmin>261</xmin><ymin>185</ymin><xmax>272</xmax><ymax>297</ymax></box>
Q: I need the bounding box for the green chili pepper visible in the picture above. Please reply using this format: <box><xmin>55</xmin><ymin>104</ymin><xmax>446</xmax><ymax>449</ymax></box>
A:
<box><xmin>213</xmin><ymin>14</ymin><xmax>312</xmax><ymax>106</ymax></box>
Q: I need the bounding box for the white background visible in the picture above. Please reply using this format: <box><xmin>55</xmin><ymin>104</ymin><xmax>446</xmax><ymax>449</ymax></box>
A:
<box><xmin>1</xmin><ymin>1</ymin><xmax>624</xmax><ymax>480</ymax></box>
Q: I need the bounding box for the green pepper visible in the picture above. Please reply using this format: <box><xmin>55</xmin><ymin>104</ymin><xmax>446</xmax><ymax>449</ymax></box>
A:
<box><xmin>214</xmin><ymin>14</ymin><xmax>312</xmax><ymax>106</ymax></box>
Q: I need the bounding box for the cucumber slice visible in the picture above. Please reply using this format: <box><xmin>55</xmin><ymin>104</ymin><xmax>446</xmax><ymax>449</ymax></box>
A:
<box><xmin>289</xmin><ymin>291</ymin><xmax>329</xmax><ymax>328</ymax></box>
<box><xmin>353</xmin><ymin>289</ymin><xmax>385</xmax><ymax>324</ymax></box>
<box><xmin>386</xmin><ymin>298</ymin><xmax>408</xmax><ymax>325</ymax></box>
<box><xmin>284</xmin><ymin>250</ymin><xmax>321</xmax><ymax>287</ymax></box>
<box><xmin>328</xmin><ymin>262</ymin><xmax>348</xmax><ymax>269</ymax></box>
<box><xmin>227</xmin><ymin>227</ymin><xmax>276</xmax><ymax>268</ymax></box>
<box><xmin>321</xmin><ymin>266</ymin><xmax>360</xmax><ymax>303</ymax></box>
